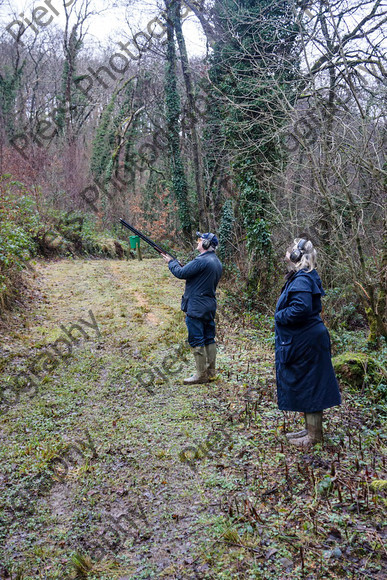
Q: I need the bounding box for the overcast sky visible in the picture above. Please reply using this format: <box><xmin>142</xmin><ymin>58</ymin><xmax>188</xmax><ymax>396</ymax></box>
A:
<box><xmin>1</xmin><ymin>0</ymin><xmax>207</xmax><ymax>57</ymax></box>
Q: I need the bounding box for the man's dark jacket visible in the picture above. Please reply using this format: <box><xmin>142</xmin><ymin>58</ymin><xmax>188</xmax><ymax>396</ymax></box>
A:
<box><xmin>168</xmin><ymin>251</ymin><xmax>222</xmax><ymax>319</ymax></box>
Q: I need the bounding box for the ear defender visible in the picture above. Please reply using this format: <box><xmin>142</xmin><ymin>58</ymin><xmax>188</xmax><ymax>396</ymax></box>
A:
<box><xmin>289</xmin><ymin>238</ymin><xmax>308</xmax><ymax>263</ymax></box>
<box><xmin>202</xmin><ymin>233</ymin><xmax>215</xmax><ymax>250</ymax></box>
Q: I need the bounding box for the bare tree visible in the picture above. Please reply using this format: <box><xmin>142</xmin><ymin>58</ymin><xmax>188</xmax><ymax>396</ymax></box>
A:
<box><xmin>272</xmin><ymin>0</ymin><xmax>386</xmax><ymax>342</ymax></box>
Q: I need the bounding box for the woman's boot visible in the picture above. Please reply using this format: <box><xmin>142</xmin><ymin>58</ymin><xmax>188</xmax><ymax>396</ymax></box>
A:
<box><xmin>290</xmin><ymin>412</ymin><xmax>323</xmax><ymax>447</ymax></box>
<box><xmin>286</xmin><ymin>413</ymin><xmax>308</xmax><ymax>440</ymax></box>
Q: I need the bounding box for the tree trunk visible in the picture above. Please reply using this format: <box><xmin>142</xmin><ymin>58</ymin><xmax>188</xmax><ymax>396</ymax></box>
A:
<box><xmin>164</xmin><ymin>0</ymin><xmax>192</xmax><ymax>242</ymax></box>
<box><xmin>174</xmin><ymin>0</ymin><xmax>207</xmax><ymax>230</ymax></box>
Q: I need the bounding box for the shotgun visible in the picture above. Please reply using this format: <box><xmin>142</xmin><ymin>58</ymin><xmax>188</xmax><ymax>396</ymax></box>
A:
<box><xmin>120</xmin><ymin>219</ymin><xmax>180</xmax><ymax>262</ymax></box>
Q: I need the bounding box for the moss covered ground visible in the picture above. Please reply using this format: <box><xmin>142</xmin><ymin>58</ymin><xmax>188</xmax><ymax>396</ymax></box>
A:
<box><xmin>0</xmin><ymin>258</ymin><xmax>386</xmax><ymax>579</ymax></box>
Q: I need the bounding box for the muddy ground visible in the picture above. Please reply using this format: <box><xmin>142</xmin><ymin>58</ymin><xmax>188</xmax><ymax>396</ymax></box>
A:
<box><xmin>0</xmin><ymin>259</ymin><xmax>385</xmax><ymax>579</ymax></box>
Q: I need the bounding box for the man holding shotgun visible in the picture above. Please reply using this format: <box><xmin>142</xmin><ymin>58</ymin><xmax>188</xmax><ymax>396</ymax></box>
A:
<box><xmin>162</xmin><ymin>232</ymin><xmax>222</xmax><ymax>384</ymax></box>
<box><xmin>120</xmin><ymin>220</ymin><xmax>222</xmax><ymax>384</ymax></box>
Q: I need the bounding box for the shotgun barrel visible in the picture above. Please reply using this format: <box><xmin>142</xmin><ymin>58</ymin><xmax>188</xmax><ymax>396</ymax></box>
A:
<box><xmin>120</xmin><ymin>219</ymin><xmax>178</xmax><ymax>261</ymax></box>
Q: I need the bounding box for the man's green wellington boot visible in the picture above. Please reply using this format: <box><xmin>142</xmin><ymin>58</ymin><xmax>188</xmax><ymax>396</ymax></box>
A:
<box><xmin>205</xmin><ymin>343</ymin><xmax>217</xmax><ymax>380</ymax></box>
<box><xmin>290</xmin><ymin>412</ymin><xmax>323</xmax><ymax>447</ymax></box>
<box><xmin>183</xmin><ymin>347</ymin><xmax>208</xmax><ymax>384</ymax></box>
<box><xmin>286</xmin><ymin>413</ymin><xmax>308</xmax><ymax>440</ymax></box>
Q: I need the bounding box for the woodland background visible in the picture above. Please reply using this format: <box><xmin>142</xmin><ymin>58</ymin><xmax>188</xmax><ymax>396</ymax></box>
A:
<box><xmin>0</xmin><ymin>0</ymin><xmax>386</xmax><ymax>346</ymax></box>
<box><xmin>0</xmin><ymin>2</ymin><xmax>386</xmax><ymax>577</ymax></box>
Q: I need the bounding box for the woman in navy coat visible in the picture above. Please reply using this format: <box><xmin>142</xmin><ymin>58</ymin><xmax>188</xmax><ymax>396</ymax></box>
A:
<box><xmin>275</xmin><ymin>238</ymin><xmax>341</xmax><ymax>446</ymax></box>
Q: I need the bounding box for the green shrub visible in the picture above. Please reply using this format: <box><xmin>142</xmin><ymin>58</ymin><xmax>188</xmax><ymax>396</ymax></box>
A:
<box><xmin>0</xmin><ymin>176</ymin><xmax>129</xmax><ymax>307</ymax></box>
<box><xmin>323</xmin><ymin>286</ymin><xmax>367</xmax><ymax>330</ymax></box>
<box><xmin>332</xmin><ymin>351</ymin><xmax>387</xmax><ymax>401</ymax></box>
<box><xmin>0</xmin><ymin>176</ymin><xmax>39</xmax><ymax>302</ymax></box>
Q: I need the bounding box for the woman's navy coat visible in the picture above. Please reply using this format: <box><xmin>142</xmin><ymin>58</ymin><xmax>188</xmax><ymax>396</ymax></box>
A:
<box><xmin>274</xmin><ymin>269</ymin><xmax>341</xmax><ymax>413</ymax></box>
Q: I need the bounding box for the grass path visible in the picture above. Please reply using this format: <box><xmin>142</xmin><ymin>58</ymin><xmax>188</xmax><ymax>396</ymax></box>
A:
<box><xmin>0</xmin><ymin>259</ymin><xmax>386</xmax><ymax>579</ymax></box>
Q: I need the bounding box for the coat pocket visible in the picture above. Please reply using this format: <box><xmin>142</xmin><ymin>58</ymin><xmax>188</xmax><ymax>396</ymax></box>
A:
<box><xmin>276</xmin><ymin>338</ymin><xmax>294</xmax><ymax>365</ymax></box>
<box><xmin>181</xmin><ymin>295</ymin><xmax>188</xmax><ymax>312</ymax></box>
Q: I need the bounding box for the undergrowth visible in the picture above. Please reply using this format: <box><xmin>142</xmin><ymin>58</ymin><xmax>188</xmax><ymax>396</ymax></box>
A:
<box><xmin>0</xmin><ymin>175</ymin><xmax>131</xmax><ymax>309</ymax></box>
